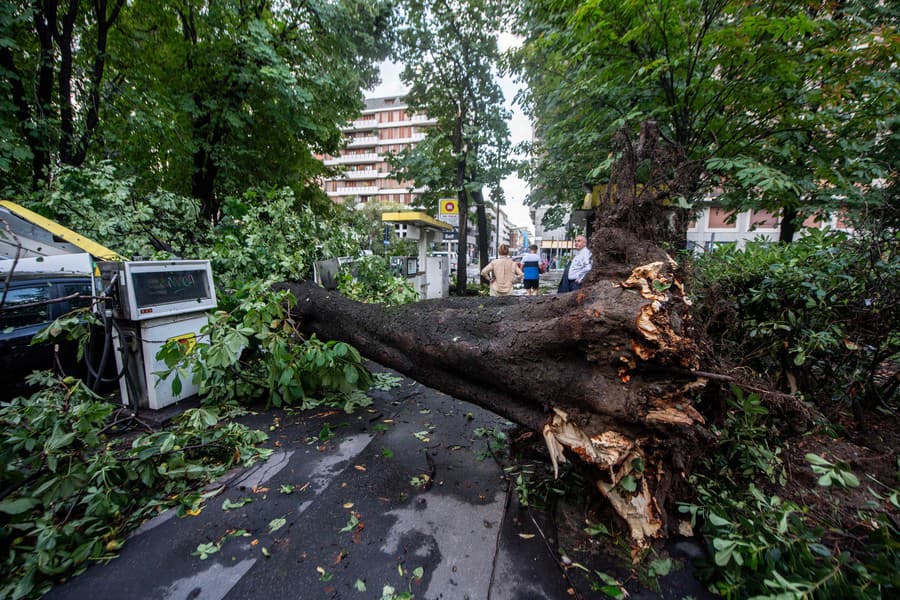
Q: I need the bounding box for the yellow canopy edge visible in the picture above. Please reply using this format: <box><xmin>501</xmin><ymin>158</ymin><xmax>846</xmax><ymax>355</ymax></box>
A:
<box><xmin>1</xmin><ymin>200</ymin><xmax>126</xmax><ymax>261</ymax></box>
<box><xmin>381</xmin><ymin>211</ymin><xmax>453</xmax><ymax>231</ymax></box>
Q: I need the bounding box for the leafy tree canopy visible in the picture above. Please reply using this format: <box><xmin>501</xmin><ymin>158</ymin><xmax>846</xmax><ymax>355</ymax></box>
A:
<box><xmin>511</xmin><ymin>0</ymin><xmax>898</xmax><ymax>238</ymax></box>
<box><xmin>391</xmin><ymin>0</ymin><xmax>515</xmax><ymax>285</ymax></box>
<box><xmin>1</xmin><ymin>0</ymin><xmax>396</xmax><ymax>223</ymax></box>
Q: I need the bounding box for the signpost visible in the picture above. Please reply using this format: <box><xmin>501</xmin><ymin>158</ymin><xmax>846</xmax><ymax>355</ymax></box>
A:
<box><xmin>438</xmin><ymin>199</ymin><xmax>460</xmax><ymax>264</ymax></box>
<box><xmin>438</xmin><ymin>198</ymin><xmax>459</xmax><ymax>226</ymax></box>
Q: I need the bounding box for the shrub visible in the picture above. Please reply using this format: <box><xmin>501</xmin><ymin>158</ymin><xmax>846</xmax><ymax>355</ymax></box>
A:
<box><xmin>337</xmin><ymin>255</ymin><xmax>419</xmax><ymax>305</ymax></box>
<box><xmin>689</xmin><ymin>228</ymin><xmax>899</xmax><ymax>411</ymax></box>
<box><xmin>680</xmin><ymin>387</ymin><xmax>899</xmax><ymax>598</ymax></box>
<box><xmin>0</xmin><ymin>373</ymin><xmax>271</xmax><ymax>599</ymax></box>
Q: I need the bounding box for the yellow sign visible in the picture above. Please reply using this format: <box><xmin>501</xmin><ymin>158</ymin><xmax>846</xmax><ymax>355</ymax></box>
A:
<box><xmin>167</xmin><ymin>332</ymin><xmax>197</xmax><ymax>354</ymax></box>
<box><xmin>439</xmin><ymin>198</ymin><xmax>459</xmax><ymax>216</ymax></box>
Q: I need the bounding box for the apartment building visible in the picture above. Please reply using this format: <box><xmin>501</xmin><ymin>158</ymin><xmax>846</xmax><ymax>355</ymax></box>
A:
<box><xmin>320</xmin><ymin>96</ymin><xmax>436</xmax><ymax>206</ymax></box>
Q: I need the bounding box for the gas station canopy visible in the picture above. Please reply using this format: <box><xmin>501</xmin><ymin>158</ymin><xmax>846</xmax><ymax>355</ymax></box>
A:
<box><xmin>1</xmin><ymin>200</ymin><xmax>125</xmax><ymax>261</ymax></box>
<box><xmin>381</xmin><ymin>211</ymin><xmax>454</xmax><ymax>231</ymax></box>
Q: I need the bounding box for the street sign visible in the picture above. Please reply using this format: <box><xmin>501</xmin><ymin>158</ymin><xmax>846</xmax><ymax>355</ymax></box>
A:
<box><xmin>438</xmin><ymin>198</ymin><xmax>459</xmax><ymax>226</ymax></box>
<box><xmin>442</xmin><ymin>227</ymin><xmax>459</xmax><ymax>241</ymax></box>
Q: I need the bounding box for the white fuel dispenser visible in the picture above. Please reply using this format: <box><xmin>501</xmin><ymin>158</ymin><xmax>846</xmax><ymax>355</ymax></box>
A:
<box><xmin>103</xmin><ymin>260</ymin><xmax>217</xmax><ymax>410</ymax></box>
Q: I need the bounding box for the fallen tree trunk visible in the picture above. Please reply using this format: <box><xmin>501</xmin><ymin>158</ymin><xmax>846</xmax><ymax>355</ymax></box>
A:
<box><xmin>280</xmin><ymin>257</ymin><xmax>712</xmax><ymax>546</ymax></box>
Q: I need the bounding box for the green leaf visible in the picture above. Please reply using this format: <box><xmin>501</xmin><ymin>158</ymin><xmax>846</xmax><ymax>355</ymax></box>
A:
<box><xmin>268</xmin><ymin>517</ymin><xmax>287</xmax><ymax>533</ymax></box>
<box><xmin>649</xmin><ymin>558</ymin><xmax>673</xmax><ymax>576</ymax></box>
<box><xmin>160</xmin><ymin>433</ymin><xmax>176</xmax><ymax>454</ymax></box>
<box><xmin>354</xmin><ymin>579</ymin><xmax>367</xmax><ymax>591</ymax></box>
<box><xmin>840</xmin><ymin>471</ymin><xmax>860</xmax><ymax>488</ymax></box>
<box><xmin>222</xmin><ymin>497</ymin><xmax>253</xmax><ymax>510</ymax></box>
<box><xmin>707</xmin><ymin>513</ymin><xmax>730</xmax><ymax>527</ymax></box>
<box><xmin>805</xmin><ymin>453</ymin><xmax>831</xmax><ymax>466</ymax></box>
<box><xmin>171</xmin><ymin>374</ymin><xmax>183</xmax><ymax>397</ymax></box>
<box><xmin>45</xmin><ymin>425</ymin><xmax>76</xmax><ymax>451</ymax></box>
<box><xmin>0</xmin><ymin>497</ymin><xmax>40</xmax><ymax>515</ymax></box>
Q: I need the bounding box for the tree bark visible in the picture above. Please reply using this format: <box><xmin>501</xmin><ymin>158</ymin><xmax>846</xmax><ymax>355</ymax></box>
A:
<box><xmin>473</xmin><ymin>189</ymin><xmax>489</xmax><ymax>268</ymax></box>
<box><xmin>280</xmin><ymin>255</ymin><xmax>712</xmax><ymax>546</ymax></box>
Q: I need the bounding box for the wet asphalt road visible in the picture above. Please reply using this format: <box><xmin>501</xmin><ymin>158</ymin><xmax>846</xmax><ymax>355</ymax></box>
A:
<box><xmin>47</xmin><ymin>363</ymin><xmax>712</xmax><ymax>600</ymax></box>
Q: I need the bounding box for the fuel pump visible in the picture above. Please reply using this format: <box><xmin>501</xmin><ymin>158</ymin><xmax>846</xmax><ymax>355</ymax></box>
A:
<box><xmin>101</xmin><ymin>260</ymin><xmax>216</xmax><ymax>410</ymax></box>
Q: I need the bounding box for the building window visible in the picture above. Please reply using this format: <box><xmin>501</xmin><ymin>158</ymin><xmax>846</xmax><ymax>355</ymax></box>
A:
<box><xmin>749</xmin><ymin>210</ymin><xmax>778</xmax><ymax>230</ymax></box>
<box><xmin>708</xmin><ymin>208</ymin><xmax>737</xmax><ymax>229</ymax></box>
<box><xmin>803</xmin><ymin>213</ymin><xmax>823</xmax><ymax>228</ymax></box>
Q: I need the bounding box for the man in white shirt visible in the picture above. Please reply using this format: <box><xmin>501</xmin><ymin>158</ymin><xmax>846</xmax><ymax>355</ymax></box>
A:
<box><xmin>567</xmin><ymin>235</ymin><xmax>592</xmax><ymax>291</ymax></box>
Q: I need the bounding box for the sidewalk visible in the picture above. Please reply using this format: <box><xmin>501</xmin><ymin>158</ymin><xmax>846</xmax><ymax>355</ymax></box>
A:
<box><xmin>47</xmin><ymin>364</ymin><xmax>711</xmax><ymax>600</ymax></box>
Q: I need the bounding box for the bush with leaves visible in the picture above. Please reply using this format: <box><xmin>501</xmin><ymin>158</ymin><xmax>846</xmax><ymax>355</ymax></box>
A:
<box><xmin>208</xmin><ymin>188</ymin><xmax>368</xmax><ymax>288</ymax></box>
<box><xmin>158</xmin><ymin>282</ymin><xmax>372</xmax><ymax>409</ymax></box>
<box><xmin>337</xmin><ymin>255</ymin><xmax>419</xmax><ymax>305</ymax></box>
<box><xmin>35</xmin><ymin>162</ymin><xmax>209</xmax><ymax>260</ymax></box>
<box><xmin>689</xmin><ymin>227</ymin><xmax>899</xmax><ymax>410</ymax></box>
<box><xmin>0</xmin><ymin>373</ymin><xmax>271</xmax><ymax>599</ymax></box>
<box><xmin>27</xmin><ymin>166</ymin><xmax>372</xmax><ymax>288</ymax></box>
<box><xmin>680</xmin><ymin>387</ymin><xmax>899</xmax><ymax>598</ymax></box>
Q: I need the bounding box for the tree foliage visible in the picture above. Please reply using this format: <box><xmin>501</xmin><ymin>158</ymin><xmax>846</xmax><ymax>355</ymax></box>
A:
<box><xmin>0</xmin><ymin>373</ymin><xmax>271</xmax><ymax>599</ymax></box>
<box><xmin>0</xmin><ymin>0</ymin><xmax>126</xmax><ymax>192</ymax></box>
<box><xmin>105</xmin><ymin>0</ymin><xmax>395</xmax><ymax>221</ymax></box>
<box><xmin>392</xmin><ymin>0</ymin><xmax>514</xmax><ymax>289</ymax></box>
<box><xmin>510</xmin><ymin>0</ymin><xmax>899</xmax><ymax>239</ymax></box>
<box><xmin>1</xmin><ymin>0</ymin><xmax>395</xmax><ymax>222</ymax></box>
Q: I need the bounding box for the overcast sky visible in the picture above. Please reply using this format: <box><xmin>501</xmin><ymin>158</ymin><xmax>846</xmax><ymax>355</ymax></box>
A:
<box><xmin>366</xmin><ymin>37</ymin><xmax>534</xmax><ymax>228</ymax></box>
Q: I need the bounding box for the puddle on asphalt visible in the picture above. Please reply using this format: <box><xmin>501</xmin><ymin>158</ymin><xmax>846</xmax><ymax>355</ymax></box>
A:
<box><xmin>381</xmin><ymin>490</ymin><xmax>506</xmax><ymax>599</ymax></box>
<box><xmin>295</xmin><ymin>433</ymin><xmax>376</xmax><ymax>516</ymax></box>
<box><xmin>158</xmin><ymin>557</ymin><xmax>256</xmax><ymax>600</ymax></box>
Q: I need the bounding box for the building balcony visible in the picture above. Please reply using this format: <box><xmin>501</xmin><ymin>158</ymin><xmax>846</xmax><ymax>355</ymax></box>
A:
<box><xmin>344</xmin><ymin>169</ymin><xmax>379</xmax><ymax>180</ymax></box>
<box><xmin>342</xmin><ymin>118</ymin><xmax>378</xmax><ymax>132</ymax></box>
<box><xmin>347</xmin><ymin>135</ymin><xmax>380</xmax><ymax>148</ymax></box>
<box><xmin>322</xmin><ymin>153</ymin><xmax>380</xmax><ymax>166</ymax></box>
<box><xmin>335</xmin><ymin>185</ymin><xmax>379</xmax><ymax>195</ymax></box>
<box><xmin>376</xmin><ymin>118</ymin><xmax>436</xmax><ymax>129</ymax></box>
<box><xmin>378</xmin><ymin>133</ymin><xmax>426</xmax><ymax>147</ymax></box>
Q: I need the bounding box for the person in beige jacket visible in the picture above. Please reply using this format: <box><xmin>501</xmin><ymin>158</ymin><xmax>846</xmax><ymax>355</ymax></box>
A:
<box><xmin>481</xmin><ymin>244</ymin><xmax>523</xmax><ymax>297</ymax></box>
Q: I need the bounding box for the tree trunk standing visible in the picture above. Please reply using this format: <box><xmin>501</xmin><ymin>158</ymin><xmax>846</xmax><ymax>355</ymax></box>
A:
<box><xmin>779</xmin><ymin>206</ymin><xmax>799</xmax><ymax>243</ymax></box>
<box><xmin>32</xmin><ymin>4</ymin><xmax>57</xmax><ymax>187</ymax></box>
<box><xmin>191</xmin><ymin>101</ymin><xmax>222</xmax><ymax>223</ymax></box>
<box><xmin>452</xmin><ymin>106</ymin><xmax>469</xmax><ymax>295</ymax></box>
<box><xmin>473</xmin><ymin>189</ymin><xmax>490</xmax><ymax>269</ymax></box>
<box><xmin>281</xmin><ymin>255</ymin><xmax>711</xmax><ymax>545</ymax></box>
<box><xmin>455</xmin><ymin>187</ymin><xmax>469</xmax><ymax>294</ymax></box>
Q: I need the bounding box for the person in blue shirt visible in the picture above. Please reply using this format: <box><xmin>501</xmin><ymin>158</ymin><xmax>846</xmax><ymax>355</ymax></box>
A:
<box><xmin>520</xmin><ymin>244</ymin><xmax>542</xmax><ymax>296</ymax></box>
